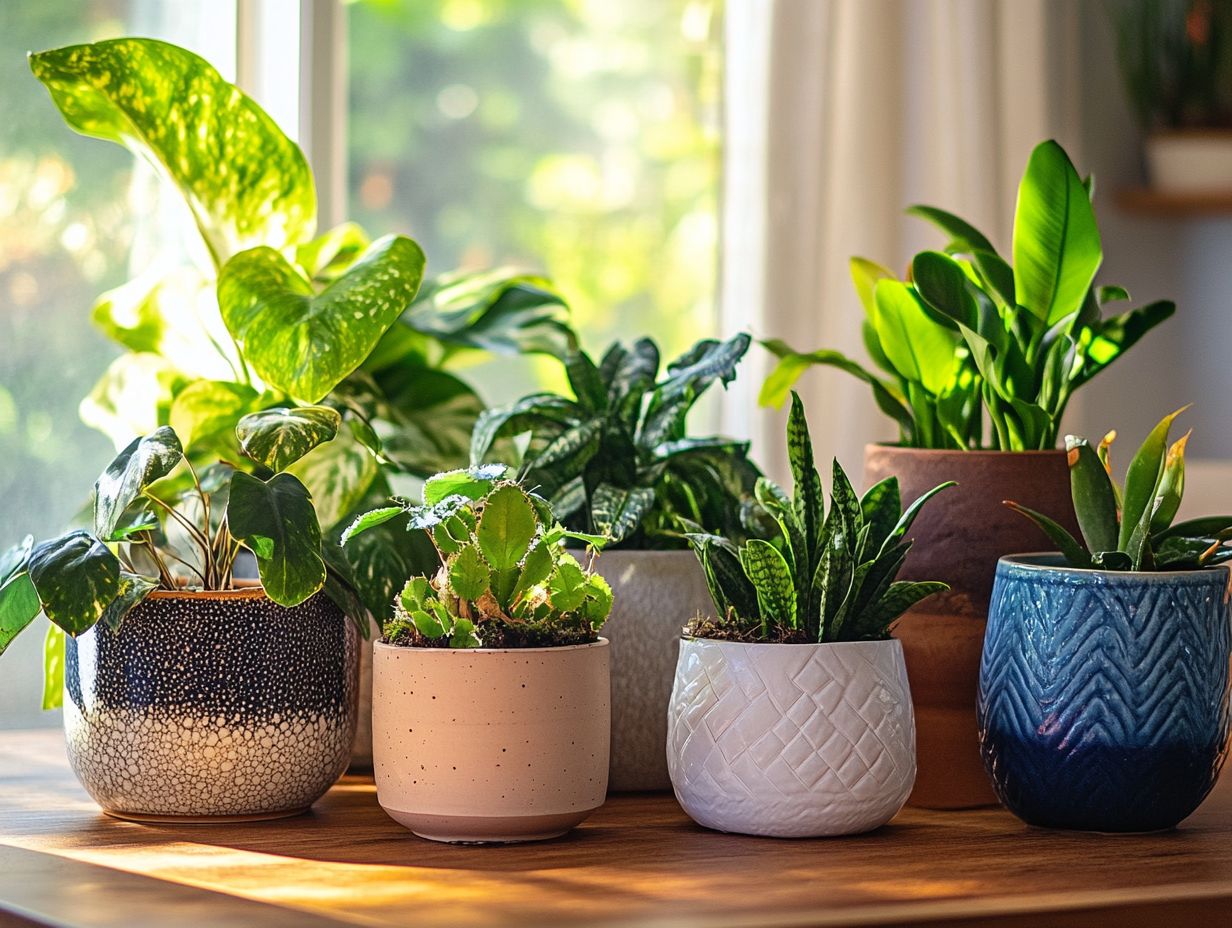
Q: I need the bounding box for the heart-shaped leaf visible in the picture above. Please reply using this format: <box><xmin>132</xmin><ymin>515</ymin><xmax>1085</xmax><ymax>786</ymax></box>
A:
<box><xmin>218</xmin><ymin>234</ymin><xmax>426</xmax><ymax>403</ymax></box>
<box><xmin>227</xmin><ymin>472</ymin><xmax>325</xmax><ymax>607</ymax></box>
<box><xmin>237</xmin><ymin>406</ymin><xmax>342</xmax><ymax>472</ymax></box>
<box><xmin>0</xmin><ymin>573</ymin><xmax>41</xmax><ymax>656</ymax></box>
<box><xmin>28</xmin><ymin>531</ymin><xmax>121</xmax><ymax>635</ymax></box>
<box><xmin>29</xmin><ymin>38</ymin><xmax>316</xmax><ymax>266</ymax></box>
<box><xmin>94</xmin><ymin>427</ymin><xmax>183</xmax><ymax>540</ymax></box>
<box><xmin>98</xmin><ymin>572</ymin><xmax>159</xmax><ymax>632</ymax></box>
<box><xmin>170</xmin><ymin>380</ymin><xmax>262</xmax><ymax>453</ymax></box>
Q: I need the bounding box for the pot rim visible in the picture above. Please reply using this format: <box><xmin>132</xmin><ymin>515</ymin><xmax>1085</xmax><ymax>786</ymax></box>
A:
<box><xmin>865</xmin><ymin>443</ymin><xmax>1064</xmax><ymax>458</ymax></box>
<box><xmin>998</xmin><ymin>552</ymin><xmax>1232</xmax><ymax>583</ymax></box>
<box><xmin>145</xmin><ymin>582</ymin><xmax>267</xmax><ymax>602</ymax></box>
<box><xmin>680</xmin><ymin>635</ymin><xmax>901</xmax><ymax>651</ymax></box>
<box><xmin>374</xmin><ymin>636</ymin><xmax>609</xmax><ymax>655</ymax></box>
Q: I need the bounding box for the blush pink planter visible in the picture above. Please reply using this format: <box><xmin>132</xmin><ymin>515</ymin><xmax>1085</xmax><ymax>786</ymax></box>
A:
<box><xmin>372</xmin><ymin>639</ymin><xmax>610</xmax><ymax>843</ymax></box>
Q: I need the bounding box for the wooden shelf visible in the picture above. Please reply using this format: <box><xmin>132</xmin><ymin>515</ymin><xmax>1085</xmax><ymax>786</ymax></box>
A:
<box><xmin>1115</xmin><ymin>186</ymin><xmax>1232</xmax><ymax>216</ymax></box>
<box><xmin>3</xmin><ymin>729</ymin><xmax>1232</xmax><ymax>927</ymax></box>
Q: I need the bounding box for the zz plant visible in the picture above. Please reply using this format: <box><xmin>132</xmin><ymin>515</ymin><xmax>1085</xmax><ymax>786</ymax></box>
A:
<box><xmin>684</xmin><ymin>393</ymin><xmax>952</xmax><ymax>643</ymax></box>
<box><xmin>761</xmin><ymin>139</ymin><xmax>1174</xmax><ymax>451</ymax></box>
<box><xmin>342</xmin><ymin>466</ymin><xmax>612</xmax><ymax>648</ymax></box>
<box><xmin>1007</xmin><ymin>409</ymin><xmax>1232</xmax><ymax>571</ymax></box>
<box><xmin>471</xmin><ymin>334</ymin><xmax>760</xmax><ymax>548</ymax></box>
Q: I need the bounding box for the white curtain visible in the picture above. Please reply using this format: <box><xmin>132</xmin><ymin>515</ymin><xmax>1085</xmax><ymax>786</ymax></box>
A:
<box><xmin>720</xmin><ymin>0</ymin><xmax>1082</xmax><ymax>485</ymax></box>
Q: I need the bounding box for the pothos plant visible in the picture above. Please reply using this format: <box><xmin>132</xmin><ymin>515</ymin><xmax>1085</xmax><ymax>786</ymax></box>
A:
<box><xmin>761</xmin><ymin>139</ymin><xmax>1175</xmax><ymax>450</ymax></box>
<box><xmin>29</xmin><ymin>37</ymin><xmax>576</xmax><ymax>621</ymax></box>
<box><xmin>342</xmin><ymin>466</ymin><xmax>611</xmax><ymax>648</ymax></box>
<box><xmin>0</xmin><ymin>408</ymin><xmax>369</xmax><ymax>706</ymax></box>
<box><xmin>470</xmin><ymin>334</ymin><xmax>762</xmax><ymax>549</ymax></box>
<box><xmin>1007</xmin><ymin>408</ymin><xmax>1232</xmax><ymax>571</ymax></box>
<box><xmin>684</xmin><ymin>393</ymin><xmax>952</xmax><ymax>643</ymax></box>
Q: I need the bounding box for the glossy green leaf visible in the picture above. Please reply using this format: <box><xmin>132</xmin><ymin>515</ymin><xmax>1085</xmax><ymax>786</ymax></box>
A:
<box><xmin>513</xmin><ymin>543</ymin><xmax>555</xmax><ymax>601</ymax></box>
<box><xmin>1066</xmin><ymin>437</ymin><xmax>1119</xmax><ymax>553</ymax></box>
<box><xmin>0</xmin><ymin>536</ymin><xmax>33</xmax><ymax>588</ymax></box>
<box><xmin>29</xmin><ymin>38</ymin><xmax>315</xmax><ymax>266</ymax></box>
<box><xmin>449</xmin><ymin>617</ymin><xmax>482</xmax><ymax>648</ymax></box>
<box><xmin>477</xmin><ymin>484</ymin><xmax>537</xmax><ymax>570</ymax></box>
<box><xmin>237</xmin><ymin>406</ymin><xmax>341</xmax><ymax>472</ymax></box>
<box><xmin>912</xmin><ymin>251</ymin><xmax>979</xmax><ymax>330</ymax></box>
<box><xmin>1119</xmin><ymin>407</ymin><xmax>1187</xmax><ymax>557</ymax></box>
<box><xmin>28</xmin><ymin>531</ymin><xmax>120</xmax><ymax>635</ymax></box>
<box><xmin>227</xmin><ymin>472</ymin><xmax>325</xmax><ymax>606</ymax></box>
<box><xmin>860</xmin><ymin>477</ymin><xmax>901</xmax><ymax>555</ymax></box>
<box><xmin>219</xmin><ymin>234</ymin><xmax>426</xmax><ymax>403</ymax></box>
<box><xmin>1081</xmin><ymin>301</ymin><xmax>1176</xmax><ymax>382</ymax></box>
<box><xmin>285</xmin><ymin>422</ymin><xmax>378</xmax><ymax>531</ymax></box>
<box><xmin>339</xmin><ymin>506</ymin><xmax>403</xmax><ymax>546</ymax></box>
<box><xmin>372</xmin><ymin>366</ymin><xmax>485</xmax><ymax>477</ymax></box>
<box><xmin>43</xmin><ymin>623</ymin><xmax>65</xmax><ymax>711</ymax></box>
<box><xmin>641</xmin><ymin>333</ymin><xmax>750</xmax><ymax>446</ymax></box>
<box><xmin>0</xmin><ymin>573</ymin><xmax>41</xmax><ymax>656</ymax></box>
<box><xmin>1004</xmin><ymin>501</ymin><xmax>1093</xmax><ymax>568</ymax></box>
<box><xmin>873</xmin><ymin>279</ymin><xmax>958</xmax><ymax>394</ymax></box>
<box><xmin>94</xmin><ymin>426</ymin><xmax>183</xmax><ymax>540</ymax></box>
<box><xmin>296</xmin><ymin>222</ymin><xmax>370</xmax><ymax>282</ymax></box>
<box><xmin>849</xmin><ymin>257</ymin><xmax>896</xmax><ymax>319</ymax></box>
<box><xmin>906</xmin><ymin>204</ymin><xmax>996</xmax><ymax>254</ymax></box>
<box><xmin>591</xmin><ymin>484</ymin><xmax>656</xmax><ymax>544</ymax></box>
<box><xmin>1150</xmin><ymin>431</ymin><xmax>1189</xmax><ymax>534</ymax></box>
<box><xmin>170</xmin><ymin>380</ymin><xmax>261</xmax><ymax>453</ymax></box>
<box><xmin>423</xmin><ymin>465</ymin><xmax>509</xmax><ymax>506</ymax></box>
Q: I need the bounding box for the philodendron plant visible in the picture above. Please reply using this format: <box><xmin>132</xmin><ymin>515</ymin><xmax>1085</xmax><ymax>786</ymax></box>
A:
<box><xmin>29</xmin><ymin>38</ymin><xmax>576</xmax><ymax>621</ymax></box>
<box><xmin>684</xmin><ymin>393</ymin><xmax>952</xmax><ymax>643</ymax></box>
<box><xmin>0</xmin><ymin>407</ymin><xmax>369</xmax><ymax>705</ymax></box>
<box><xmin>1007</xmin><ymin>409</ymin><xmax>1232</xmax><ymax>571</ymax></box>
<box><xmin>342</xmin><ymin>466</ymin><xmax>612</xmax><ymax>648</ymax></box>
<box><xmin>470</xmin><ymin>334</ymin><xmax>761</xmax><ymax>548</ymax></box>
<box><xmin>762</xmin><ymin>139</ymin><xmax>1175</xmax><ymax>450</ymax></box>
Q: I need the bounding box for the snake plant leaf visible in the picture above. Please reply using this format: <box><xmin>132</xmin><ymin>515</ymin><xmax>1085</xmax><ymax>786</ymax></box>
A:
<box><xmin>1012</xmin><ymin>140</ymin><xmax>1102</xmax><ymax>325</ymax></box>
<box><xmin>882</xmin><ymin>482</ymin><xmax>957</xmax><ymax>554</ymax></box>
<box><xmin>477</xmin><ymin>485</ymin><xmax>537</xmax><ymax>570</ymax></box>
<box><xmin>740</xmin><ymin>539</ymin><xmax>796</xmax><ymax>630</ymax></box>
<box><xmin>1153</xmin><ymin>515</ymin><xmax>1232</xmax><ymax>542</ymax></box>
<box><xmin>906</xmin><ymin>204</ymin><xmax>997</xmax><ymax>255</ymax></box>
<box><xmin>872</xmin><ymin>279</ymin><xmax>959</xmax><ymax>394</ymax></box>
<box><xmin>1004</xmin><ymin>501</ymin><xmax>1093</xmax><ymax>568</ymax></box>
<box><xmin>591</xmin><ymin>484</ymin><xmax>656</xmax><ymax>544</ymax></box>
<box><xmin>693</xmin><ymin>537</ymin><xmax>759</xmax><ymax>621</ymax></box>
<box><xmin>860</xmin><ymin>477</ymin><xmax>901</xmax><ymax>556</ymax></box>
<box><xmin>28</xmin><ymin>531</ymin><xmax>120</xmax><ymax>635</ymax></box>
<box><xmin>1149</xmin><ymin>431</ymin><xmax>1189</xmax><ymax>533</ymax></box>
<box><xmin>0</xmin><ymin>573</ymin><xmax>41</xmax><ymax>656</ymax></box>
<box><xmin>29</xmin><ymin>38</ymin><xmax>315</xmax><ymax>266</ymax></box>
<box><xmin>94</xmin><ymin>426</ymin><xmax>183</xmax><ymax>540</ymax></box>
<box><xmin>1066</xmin><ymin>437</ymin><xmax>1119</xmax><ymax>553</ymax></box>
<box><xmin>830</xmin><ymin>459</ymin><xmax>863</xmax><ymax>555</ymax></box>
<box><xmin>423</xmin><ymin>465</ymin><xmax>509</xmax><ymax>506</ymax></box>
<box><xmin>1119</xmin><ymin>407</ymin><xmax>1188</xmax><ymax>556</ymax></box>
<box><xmin>449</xmin><ymin>545</ymin><xmax>491</xmax><ymax>602</ymax></box>
<box><xmin>227</xmin><ymin>472</ymin><xmax>326</xmax><ymax>606</ymax></box>
<box><xmin>219</xmin><ymin>234</ymin><xmax>426</xmax><ymax>403</ymax></box>
<box><xmin>170</xmin><ymin>380</ymin><xmax>262</xmax><ymax>454</ymax></box>
<box><xmin>285</xmin><ymin>422</ymin><xmax>378</xmax><ymax>531</ymax></box>
<box><xmin>97</xmin><ymin>572</ymin><xmax>158</xmax><ymax>632</ymax></box>
<box><xmin>237</xmin><ymin>406</ymin><xmax>342</xmax><ymax>472</ymax></box>
<box><xmin>43</xmin><ymin>623</ymin><xmax>65</xmax><ymax>711</ymax></box>
<box><xmin>855</xmin><ymin>581</ymin><xmax>948</xmax><ymax>639</ymax></box>
<box><xmin>787</xmin><ymin>392</ymin><xmax>825</xmax><ymax>560</ymax></box>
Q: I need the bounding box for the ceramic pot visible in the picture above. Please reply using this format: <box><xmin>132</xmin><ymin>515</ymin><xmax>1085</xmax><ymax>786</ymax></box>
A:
<box><xmin>863</xmin><ymin>444</ymin><xmax>1078</xmax><ymax>809</ymax></box>
<box><xmin>64</xmin><ymin>588</ymin><xmax>358</xmax><ymax>822</ymax></box>
<box><xmin>373</xmin><ymin>639</ymin><xmax>610</xmax><ymax>843</ymax></box>
<box><xmin>979</xmin><ymin>555</ymin><xmax>1232</xmax><ymax>832</ymax></box>
<box><xmin>1145</xmin><ymin>131</ymin><xmax>1232</xmax><ymax>194</ymax></box>
<box><xmin>667</xmin><ymin>638</ymin><xmax>915</xmax><ymax>837</ymax></box>
<box><xmin>592</xmin><ymin>549</ymin><xmax>712</xmax><ymax>791</ymax></box>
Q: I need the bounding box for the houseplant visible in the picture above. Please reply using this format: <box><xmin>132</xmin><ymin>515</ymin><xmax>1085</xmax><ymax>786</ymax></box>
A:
<box><xmin>1113</xmin><ymin>0</ymin><xmax>1232</xmax><ymax>193</ymax></box>
<box><xmin>760</xmin><ymin>139</ymin><xmax>1175</xmax><ymax>808</ymax></box>
<box><xmin>667</xmin><ymin>393</ymin><xmax>951</xmax><ymax>837</ymax></box>
<box><xmin>0</xmin><ymin>413</ymin><xmax>367</xmax><ymax>821</ymax></box>
<box><xmin>343</xmin><ymin>467</ymin><xmax>613</xmax><ymax>843</ymax></box>
<box><xmin>981</xmin><ymin>410</ymin><xmax>1232</xmax><ymax>831</ymax></box>
<box><xmin>470</xmin><ymin>333</ymin><xmax>761</xmax><ymax>790</ymax></box>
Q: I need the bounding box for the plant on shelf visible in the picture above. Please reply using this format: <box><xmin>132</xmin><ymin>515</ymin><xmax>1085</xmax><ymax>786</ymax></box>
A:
<box><xmin>470</xmin><ymin>333</ymin><xmax>760</xmax><ymax>548</ymax></box>
<box><xmin>342</xmin><ymin>465</ymin><xmax>611</xmax><ymax>648</ymax></box>
<box><xmin>1006</xmin><ymin>408</ymin><xmax>1232</xmax><ymax>571</ymax></box>
<box><xmin>761</xmin><ymin>139</ymin><xmax>1174</xmax><ymax>452</ymax></box>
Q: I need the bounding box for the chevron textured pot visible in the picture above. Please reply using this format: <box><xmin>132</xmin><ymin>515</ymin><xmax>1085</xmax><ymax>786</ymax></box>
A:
<box><xmin>667</xmin><ymin>638</ymin><xmax>916</xmax><ymax>837</ymax></box>
<box><xmin>979</xmin><ymin>555</ymin><xmax>1232</xmax><ymax>832</ymax></box>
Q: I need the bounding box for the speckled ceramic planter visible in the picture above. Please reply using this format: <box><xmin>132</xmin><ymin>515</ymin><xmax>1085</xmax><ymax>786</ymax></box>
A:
<box><xmin>667</xmin><ymin>638</ymin><xmax>916</xmax><ymax>837</ymax></box>
<box><xmin>591</xmin><ymin>549</ymin><xmax>712</xmax><ymax>791</ymax></box>
<box><xmin>64</xmin><ymin>588</ymin><xmax>359</xmax><ymax>823</ymax></box>
<box><xmin>373</xmin><ymin>638</ymin><xmax>610</xmax><ymax>843</ymax></box>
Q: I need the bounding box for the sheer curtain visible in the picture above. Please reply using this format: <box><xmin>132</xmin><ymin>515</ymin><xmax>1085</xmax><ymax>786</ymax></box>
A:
<box><xmin>720</xmin><ymin>0</ymin><xmax>1082</xmax><ymax>484</ymax></box>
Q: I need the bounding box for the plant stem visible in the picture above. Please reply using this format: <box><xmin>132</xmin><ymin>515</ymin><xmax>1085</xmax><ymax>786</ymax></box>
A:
<box><xmin>143</xmin><ymin>492</ymin><xmax>213</xmax><ymax>562</ymax></box>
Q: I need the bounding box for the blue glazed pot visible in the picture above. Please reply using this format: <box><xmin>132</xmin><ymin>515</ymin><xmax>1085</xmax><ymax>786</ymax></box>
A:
<box><xmin>978</xmin><ymin>554</ymin><xmax>1232</xmax><ymax>832</ymax></box>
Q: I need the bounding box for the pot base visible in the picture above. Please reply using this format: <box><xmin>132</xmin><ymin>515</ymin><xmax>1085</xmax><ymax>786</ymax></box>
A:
<box><xmin>381</xmin><ymin>806</ymin><xmax>597</xmax><ymax>844</ymax></box>
<box><xmin>103</xmin><ymin>806</ymin><xmax>310</xmax><ymax>824</ymax></box>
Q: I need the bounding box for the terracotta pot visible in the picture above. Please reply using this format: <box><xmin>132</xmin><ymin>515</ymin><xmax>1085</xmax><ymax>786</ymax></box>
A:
<box><xmin>372</xmin><ymin>639</ymin><xmax>610</xmax><ymax>843</ymax></box>
<box><xmin>863</xmin><ymin>445</ymin><xmax>1079</xmax><ymax>809</ymax></box>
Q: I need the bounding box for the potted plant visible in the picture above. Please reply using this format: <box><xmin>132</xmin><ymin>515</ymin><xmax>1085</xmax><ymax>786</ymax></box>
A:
<box><xmin>470</xmin><ymin>334</ymin><xmax>761</xmax><ymax>790</ymax></box>
<box><xmin>0</xmin><ymin>411</ymin><xmax>369</xmax><ymax>822</ymax></box>
<box><xmin>666</xmin><ymin>393</ymin><xmax>951</xmax><ymax>837</ymax></box>
<box><xmin>981</xmin><ymin>409</ymin><xmax>1232</xmax><ymax>831</ymax></box>
<box><xmin>1113</xmin><ymin>0</ymin><xmax>1232</xmax><ymax>193</ymax></box>
<box><xmin>343</xmin><ymin>467</ymin><xmax>613</xmax><ymax>843</ymax></box>
<box><xmin>761</xmin><ymin>139</ymin><xmax>1175</xmax><ymax>807</ymax></box>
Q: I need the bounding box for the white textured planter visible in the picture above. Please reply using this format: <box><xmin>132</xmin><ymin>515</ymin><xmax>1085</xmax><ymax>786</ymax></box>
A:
<box><xmin>1146</xmin><ymin>131</ymin><xmax>1232</xmax><ymax>193</ymax></box>
<box><xmin>592</xmin><ymin>549</ymin><xmax>713</xmax><ymax>791</ymax></box>
<box><xmin>667</xmin><ymin>638</ymin><xmax>916</xmax><ymax>837</ymax></box>
<box><xmin>372</xmin><ymin>639</ymin><xmax>610</xmax><ymax>843</ymax></box>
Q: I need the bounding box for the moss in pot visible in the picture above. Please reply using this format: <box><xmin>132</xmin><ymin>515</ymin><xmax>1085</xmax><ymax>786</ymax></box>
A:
<box><xmin>0</xmin><ymin>414</ymin><xmax>370</xmax><ymax>822</ymax></box>
<box><xmin>470</xmin><ymin>333</ymin><xmax>765</xmax><ymax>791</ymax></box>
<box><xmin>343</xmin><ymin>466</ymin><xmax>614</xmax><ymax>843</ymax></box>
<box><xmin>759</xmin><ymin>138</ymin><xmax>1176</xmax><ymax>809</ymax></box>
<box><xmin>668</xmin><ymin>393</ymin><xmax>952</xmax><ymax>837</ymax></box>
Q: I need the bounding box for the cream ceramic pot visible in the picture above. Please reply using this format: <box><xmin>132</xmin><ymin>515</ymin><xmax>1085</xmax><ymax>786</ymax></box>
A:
<box><xmin>373</xmin><ymin>639</ymin><xmax>610</xmax><ymax>843</ymax></box>
<box><xmin>667</xmin><ymin>637</ymin><xmax>916</xmax><ymax>837</ymax></box>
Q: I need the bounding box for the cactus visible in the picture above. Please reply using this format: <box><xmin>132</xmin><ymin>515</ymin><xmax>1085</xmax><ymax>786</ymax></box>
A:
<box><xmin>1007</xmin><ymin>408</ymin><xmax>1232</xmax><ymax>571</ymax></box>
<box><xmin>342</xmin><ymin>465</ymin><xmax>612</xmax><ymax>647</ymax></box>
<box><xmin>683</xmin><ymin>392</ymin><xmax>952</xmax><ymax>643</ymax></box>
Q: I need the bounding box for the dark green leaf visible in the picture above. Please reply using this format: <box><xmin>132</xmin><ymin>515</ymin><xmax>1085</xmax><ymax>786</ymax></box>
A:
<box><xmin>1004</xmin><ymin>501</ymin><xmax>1093</xmax><ymax>568</ymax></box>
<box><xmin>237</xmin><ymin>406</ymin><xmax>342</xmax><ymax>472</ymax></box>
<box><xmin>98</xmin><ymin>572</ymin><xmax>158</xmax><ymax>632</ymax></box>
<box><xmin>740</xmin><ymin>539</ymin><xmax>796</xmax><ymax>630</ymax></box>
<box><xmin>28</xmin><ymin>530</ymin><xmax>120</xmax><ymax>635</ymax></box>
<box><xmin>860</xmin><ymin>477</ymin><xmax>901</xmax><ymax>555</ymax></box>
<box><xmin>787</xmin><ymin>392</ymin><xmax>825</xmax><ymax>562</ymax></box>
<box><xmin>1119</xmin><ymin>407</ymin><xmax>1186</xmax><ymax>558</ymax></box>
<box><xmin>1066</xmin><ymin>437</ymin><xmax>1119</xmax><ymax>553</ymax></box>
<box><xmin>591</xmin><ymin>484</ymin><xmax>656</xmax><ymax>544</ymax></box>
<box><xmin>94</xmin><ymin>426</ymin><xmax>183</xmax><ymax>540</ymax></box>
<box><xmin>0</xmin><ymin>573</ymin><xmax>41</xmax><ymax>656</ymax></box>
<box><xmin>855</xmin><ymin>581</ymin><xmax>948</xmax><ymax>639</ymax></box>
<box><xmin>227</xmin><ymin>472</ymin><xmax>325</xmax><ymax>606</ymax></box>
<box><xmin>906</xmin><ymin>204</ymin><xmax>996</xmax><ymax>254</ymax></box>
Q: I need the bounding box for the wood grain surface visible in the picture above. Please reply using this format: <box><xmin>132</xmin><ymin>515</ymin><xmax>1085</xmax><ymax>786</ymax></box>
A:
<box><xmin>1</xmin><ymin>729</ymin><xmax>1230</xmax><ymax>927</ymax></box>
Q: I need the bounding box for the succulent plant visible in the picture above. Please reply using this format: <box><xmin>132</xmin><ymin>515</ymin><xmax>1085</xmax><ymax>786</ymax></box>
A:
<box><xmin>470</xmin><ymin>334</ymin><xmax>761</xmax><ymax>549</ymax></box>
<box><xmin>341</xmin><ymin>466</ymin><xmax>613</xmax><ymax>648</ymax></box>
<box><xmin>1007</xmin><ymin>408</ymin><xmax>1232</xmax><ymax>571</ymax></box>
<box><xmin>684</xmin><ymin>392</ymin><xmax>952</xmax><ymax>643</ymax></box>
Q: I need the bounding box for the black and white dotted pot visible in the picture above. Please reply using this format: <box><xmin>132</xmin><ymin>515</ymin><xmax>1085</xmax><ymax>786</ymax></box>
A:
<box><xmin>64</xmin><ymin>588</ymin><xmax>359</xmax><ymax>823</ymax></box>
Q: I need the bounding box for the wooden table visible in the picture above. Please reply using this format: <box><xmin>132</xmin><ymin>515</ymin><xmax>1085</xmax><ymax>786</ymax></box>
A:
<box><xmin>2</xmin><ymin>730</ymin><xmax>1231</xmax><ymax>928</ymax></box>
